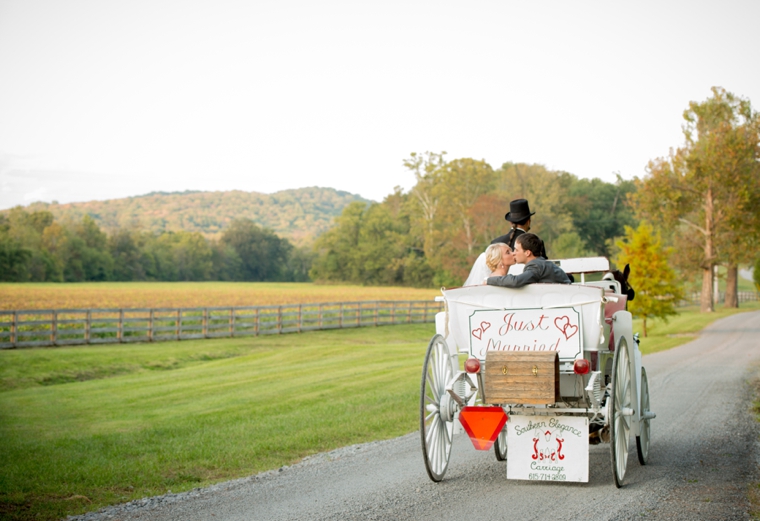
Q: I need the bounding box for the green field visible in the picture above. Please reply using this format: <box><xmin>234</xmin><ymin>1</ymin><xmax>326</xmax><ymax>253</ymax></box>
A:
<box><xmin>0</xmin><ymin>281</ymin><xmax>441</xmax><ymax>311</ymax></box>
<box><xmin>2</xmin><ymin>302</ymin><xmax>759</xmax><ymax>520</ymax></box>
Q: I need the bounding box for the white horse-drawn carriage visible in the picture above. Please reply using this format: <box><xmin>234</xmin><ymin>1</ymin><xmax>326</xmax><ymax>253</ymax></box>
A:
<box><xmin>420</xmin><ymin>257</ymin><xmax>655</xmax><ymax>487</ymax></box>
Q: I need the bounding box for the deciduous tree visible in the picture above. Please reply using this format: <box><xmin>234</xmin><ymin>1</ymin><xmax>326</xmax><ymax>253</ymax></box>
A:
<box><xmin>614</xmin><ymin>222</ymin><xmax>683</xmax><ymax>337</ymax></box>
<box><xmin>403</xmin><ymin>151</ymin><xmax>446</xmax><ymax>268</ymax></box>
<box><xmin>633</xmin><ymin>87</ymin><xmax>760</xmax><ymax>312</ymax></box>
<box><xmin>221</xmin><ymin>219</ymin><xmax>292</xmax><ymax>281</ymax></box>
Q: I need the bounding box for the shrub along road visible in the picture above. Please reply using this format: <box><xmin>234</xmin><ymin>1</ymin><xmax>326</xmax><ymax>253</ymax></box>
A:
<box><xmin>71</xmin><ymin>311</ymin><xmax>760</xmax><ymax>521</ymax></box>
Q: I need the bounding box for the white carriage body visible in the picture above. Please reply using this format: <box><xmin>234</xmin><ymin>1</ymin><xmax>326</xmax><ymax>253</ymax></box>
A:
<box><xmin>420</xmin><ymin>257</ymin><xmax>654</xmax><ymax>486</ymax></box>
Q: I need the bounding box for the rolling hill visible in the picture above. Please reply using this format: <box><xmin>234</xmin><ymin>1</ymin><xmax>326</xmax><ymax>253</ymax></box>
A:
<box><xmin>19</xmin><ymin>187</ymin><xmax>371</xmax><ymax>246</ymax></box>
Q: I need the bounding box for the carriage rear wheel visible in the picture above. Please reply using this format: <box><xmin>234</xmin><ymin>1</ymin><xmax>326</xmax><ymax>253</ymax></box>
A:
<box><xmin>420</xmin><ymin>334</ymin><xmax>457</xmax><ymax>482</ymax></box>
<box><xmin>609</xmin><ymin>337</ymin><xmax>632</xmax><ymax>488</ymax></box>
<box><xmin>636</xmin><ymin>367</ymin><xmax>651</xmax><ymax>465</ymax></box>
<box><xmin>494</xmin><ymin>425</ymin><xmax>507</xmax><ymax>461</ymax></box>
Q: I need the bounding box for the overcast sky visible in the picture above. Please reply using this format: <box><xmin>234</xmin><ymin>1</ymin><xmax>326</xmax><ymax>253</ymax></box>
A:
<box><xmin>0</xmin><ymin>0</ymin><xmax>758</xmax><ymax>210</ymax></box>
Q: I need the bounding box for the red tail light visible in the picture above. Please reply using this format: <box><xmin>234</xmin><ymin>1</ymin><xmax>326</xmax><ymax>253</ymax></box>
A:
<box><xmin>464</xmin><ymin>357</ymin><xmax>481</xmax><ymax>373</ymax></box>
<box><xmin>574</xmin><ymin>359</ymin><xmax>590</xmax><ymax>375</ymax></box>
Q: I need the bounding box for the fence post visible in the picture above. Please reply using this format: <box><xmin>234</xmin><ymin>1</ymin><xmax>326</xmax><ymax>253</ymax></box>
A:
<box><xmin>408</xmin><ymin>301</ymin><xmax>412</xmax><ymax>323</ymax></box>
<box><xmin>278</xmin><ymin>305</ymin><xmax>282</xmax><ymax>334</ymax></box>
<box><xmin>11</xmin><ymin>311</ymin><xmax>16</xmax><ymax>347</ymax></box>
<box><xmin>254</xmin><ymin>307</ymin><xmax>259</xmax><ymax>336</ymax></box>
<box><xmin>118</xmin><ymin>310</ymin><xmax>124</xmax><ymax>343</ymax></box>
<box><xmin>319</xmin><ymin>303</ymin><xmax>323</xmax><ymax>329</ymax></box>
<box><xmin>149</xmin><ymin>310</ymin><xmax>154</xmax><ymax>342</ymax></box>
<box><xmin>203</xmin><ymin>308</ymin><xmax>208</xmax><ymax>338</ymax></box>
<box><xmin>85</xmin><ymin>310</ymin><xmax>91</xmax><ymax>344</ymax></box>
<box><xmin>339</xmin><ymin>303</ymin><xmax>344</xmax><ymax>328</ymax></box>
<box><xmin>176</xmin><ymin>309</ymin><xmax>181</xmax><ymax>339</ymax></box>
<box><xmin>51</xmin><ymin>310</ymin><xmax>57</xmax><ymax>346</ymax></box>
<box><xmin>357</xmin><ymin>302</ymin><xmax>361</xmax><ymax>326</ymax></box>
<box><xmin>298</xmin><ymin>304</ymin><xmax>302</xmax><ymax>333</ymax></box>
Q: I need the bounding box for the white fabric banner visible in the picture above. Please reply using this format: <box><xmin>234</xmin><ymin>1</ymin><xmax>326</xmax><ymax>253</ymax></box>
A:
<box><xmin>467</xmin><ymin>307</ymin><xmax>582</xmax><ymax>359</ymax></box>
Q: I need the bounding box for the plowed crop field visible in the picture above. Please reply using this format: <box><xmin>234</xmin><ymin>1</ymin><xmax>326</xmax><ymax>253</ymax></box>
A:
<box><xmin>0</xmin><ymin>282</ymin><xmax>442</xmax><ymax>310</ymax></box>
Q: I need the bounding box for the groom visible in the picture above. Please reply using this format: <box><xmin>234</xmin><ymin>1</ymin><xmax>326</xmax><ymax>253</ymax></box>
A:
<box><xmin>491</xmin><ymin>198</ymin><xmax>547</xmax><ymax>259</ymax></box>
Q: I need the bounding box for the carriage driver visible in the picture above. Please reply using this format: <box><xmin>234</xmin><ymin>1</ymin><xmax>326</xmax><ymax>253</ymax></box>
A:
<box><xmin>491</xmin><ymin>198</ymin><xmax>547</xmax><ymax>259</ymax></box>
<box><xmin>486</xmin><ymin>233</ymin><xmax>570</xmax><ymax>288</ymax></box>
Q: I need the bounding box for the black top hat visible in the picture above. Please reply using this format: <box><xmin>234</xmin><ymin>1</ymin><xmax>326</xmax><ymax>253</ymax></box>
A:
<box><xmin>504</xmin><ymin>199</ymin><xmax>535</xmax><ymax>223</ymax></box>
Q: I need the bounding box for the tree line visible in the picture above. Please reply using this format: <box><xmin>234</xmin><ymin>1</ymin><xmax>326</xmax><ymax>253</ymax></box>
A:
<box><xmin>309</xmin><ymin>158</ymin><xmax>639</xmax><ymax>288</ymax></box>
<box><xmin>0</xmin><ymin>209</ymin><xmax>313</xmax><ymax>283</ymax></box>
<box><xmin>3</xmin><ymin>87</ymin><xmax>758</xmax><ymax>321</ymax></box>
<box><xmin>311</xmin><ymin>87</ymin><xmax>760</xmax><ymax>319</ymax></box>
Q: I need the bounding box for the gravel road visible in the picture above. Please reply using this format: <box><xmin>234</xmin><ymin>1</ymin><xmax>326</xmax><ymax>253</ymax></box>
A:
<box><xmin>69</xmin><ymin>310</ymin><xmax>760</xmax><ymax>521</ymax></box>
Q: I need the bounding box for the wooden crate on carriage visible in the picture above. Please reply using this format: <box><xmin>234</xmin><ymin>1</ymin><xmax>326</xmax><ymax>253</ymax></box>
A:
<box><xmin>483</xmin><ymin>351</ymin><xmax>560</xmax><ymax>405</ymax></box>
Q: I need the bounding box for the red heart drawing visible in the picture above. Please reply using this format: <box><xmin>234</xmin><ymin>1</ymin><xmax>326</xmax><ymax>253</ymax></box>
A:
<box><xmin>472</xmin><ymin>321</ymin><xmax>491</xmax><ymax>340</ymax></box>
<box><xmin>563</xmin><ymin>323</ymin><xmax>578</xmax><ymax>340</ymax></box>
<box><xmin>554</xmin><ymin>316</ymin><xmax>569</xmax><ymax>333</ymax></box>
<box><xmin>554</xmin><ymin>316</ymin><xmax>578</xmax><ymax>340</ymax></box>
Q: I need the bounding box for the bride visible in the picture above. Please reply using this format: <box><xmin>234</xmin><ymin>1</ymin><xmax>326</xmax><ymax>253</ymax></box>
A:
<box><xmin>463</xmin><ymin>242</ymin><xmax>515</xmax><ymax>286</ymax></box>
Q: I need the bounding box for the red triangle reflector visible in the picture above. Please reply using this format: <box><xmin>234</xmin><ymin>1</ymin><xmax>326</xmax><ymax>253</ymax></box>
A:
<box><xmin>459</xmin><ymin>406</ymin><xmax>508</xmax><ymax>451</ymax></box>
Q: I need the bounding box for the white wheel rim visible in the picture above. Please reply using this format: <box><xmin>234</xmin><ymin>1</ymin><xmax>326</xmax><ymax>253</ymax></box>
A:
<box><xmin>421</xmin><ymin>336</ymin><xmax>455</xmax><ymax>480</ymax></box>
<box><xmin>612</xmin><ymin>339</ymin><xmax>631</xmax><ymax>484</ymax></box>
<box><xmin>639</xmin><ymin>369</ymin><xmax>650</xmax><ymax>461</ymax></box>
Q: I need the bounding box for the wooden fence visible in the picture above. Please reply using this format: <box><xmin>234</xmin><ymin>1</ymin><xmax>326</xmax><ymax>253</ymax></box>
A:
<box><xmin>677</xmin><ymin>291</ymin><xmax>759</xmax><ymax>307</ymax></box>
<box><xmin>0</xmin><ymin>300</ymin><xmax>444</xmax><ymax>349</ymax></box>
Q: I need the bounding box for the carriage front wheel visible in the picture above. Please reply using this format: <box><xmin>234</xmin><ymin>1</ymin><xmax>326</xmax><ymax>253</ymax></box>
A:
<box><xmin>420</xmin><ymin>334</ymin><xmax>457</xmax><ymax>482</ymax></box>
<box><xmin>609</xmin><ymin>337</ymin><xmax>632</xmax><ymax>488</ymax></box>
<box><xmin>636</xmin><ymin>367</ymin><xmax>651</xmax><ymax>465</ymax></box>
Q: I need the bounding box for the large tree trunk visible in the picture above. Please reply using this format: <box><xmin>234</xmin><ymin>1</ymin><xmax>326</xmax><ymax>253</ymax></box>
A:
<box><xmin>725</xmin><ymin>265</ymin><xmax>739</xmax><ymax>308</ymax></box>
<box><xmin>701</xmin><ymin>267</ymin><xmax>714</xmax><ymax>312</ymax></box>
<box><xmin>701</xmin><ymin>187</ymin><xmax>715</xmax><ymax>313</ymax></box>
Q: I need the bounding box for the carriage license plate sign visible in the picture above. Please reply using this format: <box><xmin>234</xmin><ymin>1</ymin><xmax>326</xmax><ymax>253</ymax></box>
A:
<box><xmin>468</xmin><ymin>308</ymin><xmax>582</xmax><ymax>360</ymax></box>
<box><xmin>507</xmin><ymin>415</ymin><xmax>589</xmax><ymax>482</ymax></box>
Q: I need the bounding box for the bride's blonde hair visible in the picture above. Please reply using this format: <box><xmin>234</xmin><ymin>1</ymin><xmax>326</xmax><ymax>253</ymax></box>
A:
<box><xmin>485</xmin><ymin>243</ymin><xmax>508</xmax><ymax>271</ymax></box>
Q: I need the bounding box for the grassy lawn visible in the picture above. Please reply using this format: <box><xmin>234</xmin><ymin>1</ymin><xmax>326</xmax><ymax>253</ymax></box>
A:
<box><xmin>2</xmin><ymin>300</ymin><xmax>759</xmax><ymax>520</ymax></box>
<box><xmin>0</xmin><ymin>324</ymin><xmax>436</xmax><ymax>520</ymax></box>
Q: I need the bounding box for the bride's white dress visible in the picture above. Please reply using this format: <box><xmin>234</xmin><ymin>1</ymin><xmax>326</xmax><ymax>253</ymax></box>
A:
<box><xmin>463</xmin><ymin>252</ymin><xmax>491</xmax><ymax>286</ymax></box>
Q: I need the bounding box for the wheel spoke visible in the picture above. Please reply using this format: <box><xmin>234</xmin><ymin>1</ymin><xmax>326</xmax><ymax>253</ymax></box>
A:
<box><xmin>427</xmin><ymin>415</ymin><xmax>440</xmax><ymax>444</ymax></box>
<box><xmin>636</xmin><ymin>367</ymin><xmax>651</xmax><ymax>465</ymax></box>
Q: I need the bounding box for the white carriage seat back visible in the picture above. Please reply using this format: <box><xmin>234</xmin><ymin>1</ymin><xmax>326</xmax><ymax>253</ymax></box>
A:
<box><xmin>584</xmin><ymin>279</ymin><xmax>622</xmax><ymax>295</ymax></box>
<box><xmin>440</xmin><ymin>283</ymin><xmax>606</xmax><ymax>362</ymax></box>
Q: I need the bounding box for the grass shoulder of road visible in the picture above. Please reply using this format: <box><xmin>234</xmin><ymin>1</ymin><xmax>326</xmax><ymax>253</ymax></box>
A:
<box><xmin>2</xmin><ymin>302</ymin><xmax>760</xmax><ymax>521</ymax></box>
<box><xmin>634</xmin><ymin>301</ymin><xmax>760</xmax><ymax>355</ymax></box>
